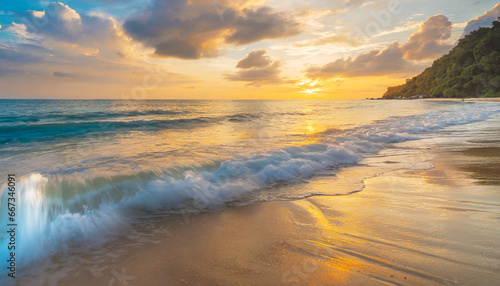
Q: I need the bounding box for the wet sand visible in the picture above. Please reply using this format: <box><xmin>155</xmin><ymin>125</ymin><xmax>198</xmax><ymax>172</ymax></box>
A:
<box><xmin>16</xmin><ymin>119</ymin><xmax>500</xmax><ymax>286</ymax></box>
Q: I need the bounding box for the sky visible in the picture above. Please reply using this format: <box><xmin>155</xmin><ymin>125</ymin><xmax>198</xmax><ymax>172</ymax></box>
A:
<box><xmin>0</xmin><ymin>0</ymin><xmax>499</xmax><ymax>99</ymax></box>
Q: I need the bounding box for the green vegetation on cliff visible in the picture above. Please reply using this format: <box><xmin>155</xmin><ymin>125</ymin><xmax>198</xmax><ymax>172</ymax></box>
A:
<box><xmin>383</xmin><ymin>19</ymin><xmax>500</xmax><ymax>99</ymax></box>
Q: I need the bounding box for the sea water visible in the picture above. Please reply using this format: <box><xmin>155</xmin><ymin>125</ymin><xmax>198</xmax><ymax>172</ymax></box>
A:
<box><xmin>0</xmin><ymin>99</ymin><xmax>499</xmax><ymax>272</ymax></box>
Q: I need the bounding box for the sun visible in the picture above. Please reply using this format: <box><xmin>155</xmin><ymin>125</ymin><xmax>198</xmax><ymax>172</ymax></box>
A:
<box><xmin>298</xmin><ymin>79</ymin><xmax>323</xmax><ymax>94</ymax></box>
<box><xmin>301</xmin><ymin>88</ymin><xmax>323</xmax><ymax>94</ymax></box>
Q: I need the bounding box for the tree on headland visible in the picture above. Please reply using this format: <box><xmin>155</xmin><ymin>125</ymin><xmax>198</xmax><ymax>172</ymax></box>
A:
<box><xmin>383</xmin><ymin>18</ymin><xmax>500</xmax><ymax>99</ymax></box>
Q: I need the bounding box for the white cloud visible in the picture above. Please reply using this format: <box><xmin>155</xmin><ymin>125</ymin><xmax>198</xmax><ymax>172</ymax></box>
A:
<box><xmin>12</xmin><ymin>2</ymin><xmax>134</xmax><ymax>60</ymax></box>
<box><xmin>463</xmin><ymin>3</ymin><xmax>500</xmax><ymax>35</ymax></box>
<box><xmin>401</xmin><ymin>15</ymin><xmax>452</xmax><ymax>61</ymax></box>
<box><xmin>5</xmin><ymin>23</ymin><xmax>33</xmax><ymax>40</ymax></box>
<box><xmin>373</xmin><ymin>21</ymin><xmax>423</xmax><ymax>37</ymax></box>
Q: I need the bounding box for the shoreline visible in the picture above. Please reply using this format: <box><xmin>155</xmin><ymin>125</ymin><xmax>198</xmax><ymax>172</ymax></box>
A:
<box><xmin>15</xmin><ymin>111</ymin><xmax>500</xmax><ymax>286</ymax></box>
<box><xmin>373</xmin><ymin>97</ymin><xmax>500</xmax><ymax>102</ymax></box>
<box><xmin>423</xmin><ymin>98</ymin><xmax>500</xmax><ymax>102</ymax></box>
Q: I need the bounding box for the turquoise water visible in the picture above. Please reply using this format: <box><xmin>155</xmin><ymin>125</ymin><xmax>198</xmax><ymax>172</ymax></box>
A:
<box><xmin>0</xmin><ymin>99</ymin><xmax>499</xmax><ymax>272</ymax></box>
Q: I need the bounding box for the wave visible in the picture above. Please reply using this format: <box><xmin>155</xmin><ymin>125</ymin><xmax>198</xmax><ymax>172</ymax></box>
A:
<box><xmin>0</xmin><ymin>109</ymin><xmax>309</xmax><ymax>126</ymax></box>
<box><xmin>0</xmin><ymin>112</ymin><xmax>267</xmax><ymax>144</ymax></box>
<box><xmin>0</xmin><ymin>117</ymin><xmax>212</xmax><ymax>144</ymax></box>
<box><xmin>0</xmin><ymin>143</ymin><xmax>359</xmax><ymax>268</ymax></box>
<box><xmin>226</xmin><ymin>113</ymin><xmax>261</xmax><ymax>122</ymax></box>
<box><xmin>0</xmin><ymin>110</ymin><xmax>188</xmax><ymax>124</ymax></box>
<box><xmin>0</xmin><ymin>102</ymin><xmax>499</xmax><ymax>268</ymax></box>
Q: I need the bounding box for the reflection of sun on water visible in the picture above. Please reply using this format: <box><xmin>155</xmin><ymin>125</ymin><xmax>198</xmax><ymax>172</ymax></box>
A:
<box><xmin>290</xmin><ymin>200</ymin><xmax>365</xmax><ymax>284</ymax></box>
<box><xmin>307</xmin><ymin>122</ymin><xmax>316</xmax><ymax>133</ymax></box>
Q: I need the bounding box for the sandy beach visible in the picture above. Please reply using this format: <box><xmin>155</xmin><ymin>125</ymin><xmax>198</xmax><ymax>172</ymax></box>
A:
<box><xmin>12</xmin><ymin>111</ymin><xmax>499</xmax><ymax>286</ymax></box>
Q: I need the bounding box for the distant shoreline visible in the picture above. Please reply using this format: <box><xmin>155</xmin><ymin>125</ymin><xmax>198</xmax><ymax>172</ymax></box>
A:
<box><xmin>371</xmin><ymin>97</ymin><xmax>500</xmax><ymax>102</ymax></box>
<box><xmin>422</xmin><ymin>98</ymin><xmax>500</xmax><ymax>102</ymax></box>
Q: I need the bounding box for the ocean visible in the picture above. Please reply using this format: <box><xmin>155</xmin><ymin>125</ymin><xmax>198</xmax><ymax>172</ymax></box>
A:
<box><xmin>1</xmin><ymin>99</ymin><xmax>499</xmax><ymax>277</ymax></box>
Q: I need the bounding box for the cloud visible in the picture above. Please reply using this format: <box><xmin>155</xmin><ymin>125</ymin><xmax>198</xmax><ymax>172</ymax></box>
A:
<box><xmin>306</xmin><ymin>42</ymin><xmax>416</xmax><ymax>78</ymax></box>
<box><xmin>1</xmin><ymin>3</ymin><xmax>209</xmax><ymax>98</ymax></box>
<box><xmin>401</xmin><ymin>15</ymin><xmax>452</xmax><ymax>61</ymax></box>
<box><xmin>53</xmin><ymin>71</ymin><xmax>76</xmax><ymax>78</ymax></box>
<box><xmin>290</xmin><ymin>34</ymin><xmax>362</xmax><ymax>48</ymax></box>
<box><xmin>17</xmin><ymin>43</ymin><xmax>52</xmax><ymax>54</ymax></box>
<box><xmin>5</xmin><ymin>23</ymin><xmax>33</xmax><ymax>39</ymax></box>
<box><xmin>0</xmin><ymin>44</ymin><xmax>48</xmax><ymax>77</ymax></box>
<box><xmin>308</xmin><ymin>34</ymin><xmax>362</xmax><ymax>47</ymax></box>
<box><xmin>224</xmin><ymin>50</ymin><xmax>284</xmax><ymax>86</ymax></box>
<box><xmin>88</xmin><ymin>0</ymin><xmax>134</xmax><ymax>2</ymax></box>
<box><xmin>463</xmin><ymin>3</ymin><xmax>500</xmax><ymax>36</ymax></box>
<box><xmin>225</xmin><ymin>7</ymin><xmax>301</xmax><ymax>45</ymax></box>
<box><xmin>123</xmin><ymin>0</ymin><xmax>301</xmax><ymax>59</ymax></box>
<box><xmin>2</xmin><ymin>3</ymin><xmax>200</xmax><ymax>90</ymax></box>
<box><xmin>0</xmin><ymin>46</ymin><xmax>41</xmax><ymax>64</ymax></box>
<box><xmin>0</xmin><ymin>68</ymin><xmax>23</xmax><ymax>77</ymax></box>
<box><xmin>19</xmin><ymin>2</ymin><xmax>81</xmax><ymax>42</ymax></box>
<box><xmin>342</xmin><ymin>0</ymin><xmax>372</xmax><ymax>8</ymax></box>
<box><xmin>306</xmin><ymin>15</ymin><xmax>453</xmax><ymax>78</ymax></box>
<box><xmin>13</xmin><ymin>2</ymin><xmax>133</xmax><ymax>60</ymax></box>
<box><xmin>236</xmin><ymin>50</ymin><xmax>271</xmax><ymax>69</ymax></box>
